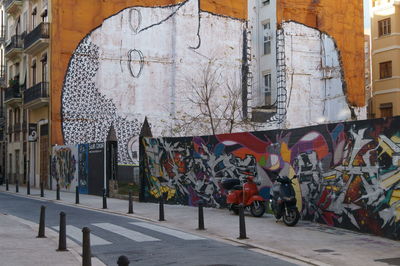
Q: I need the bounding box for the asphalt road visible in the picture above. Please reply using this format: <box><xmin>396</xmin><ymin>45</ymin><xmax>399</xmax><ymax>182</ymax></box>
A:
<box><xmin>0</xmin><ymin>192</ymin><xmax>296</xmax><ymax>266</ymax></box>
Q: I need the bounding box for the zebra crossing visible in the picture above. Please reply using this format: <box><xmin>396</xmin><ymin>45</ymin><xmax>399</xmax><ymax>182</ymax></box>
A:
<box><xmin>52</xmin><ymin>222</ymin><xmax>205</xmax><ymax>246</ymax></box>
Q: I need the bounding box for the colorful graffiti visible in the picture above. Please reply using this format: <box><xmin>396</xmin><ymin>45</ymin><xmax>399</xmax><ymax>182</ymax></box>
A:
<box><xmin>51</xmin><ymin>146</ymin><xmax>78</xmax><ymax>190</ymax></box>
<box><xmin>142</xmin><ymin>117</ymin><xmax>400</xmax><ymax>239</ymax></box>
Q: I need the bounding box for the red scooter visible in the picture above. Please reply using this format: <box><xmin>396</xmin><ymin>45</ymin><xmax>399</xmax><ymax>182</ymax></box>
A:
<box><xmin>222</xmin><ymin>176</ymin><xmax>266</xmax><ymax>217</ymax></box>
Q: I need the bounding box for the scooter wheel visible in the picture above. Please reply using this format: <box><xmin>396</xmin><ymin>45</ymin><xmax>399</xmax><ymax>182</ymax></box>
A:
<box><xmin>250</xmin><ymin>201</ymin><xmax>265</xmax><ymax>217</ymax></box>
<box><xmin>283</xmin><ymin>208</ymin><xmax>300</xmax><ymax>226</ymax></box>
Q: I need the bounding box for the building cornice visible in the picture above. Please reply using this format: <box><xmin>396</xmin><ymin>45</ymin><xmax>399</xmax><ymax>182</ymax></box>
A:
<box><xmin>373</xmin><ymin>88</ymin><xmax>400</xmax><ymax>95</ymax></box>
<box><xmin>372</xmin><ymin>45</ymin><xmax>400</xmax><ymax>54</ymax></box>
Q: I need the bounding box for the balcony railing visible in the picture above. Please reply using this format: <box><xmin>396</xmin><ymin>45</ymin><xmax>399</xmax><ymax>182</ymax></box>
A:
<box><xmin>5</xmin><ymin>34</ymin><xmax>23</xmax><ymax>54</ymax></box>
<box><xmin>24</xmin><ymin>22</ymin><xmax>50</xmax><ymax>50</ymax></box>
<box><xmin>22</xmin><ymin>120</ymin><xmax>27</xmax><ymax>132</ymax></box>
<box><xmin>0</xmin><ymin>65</ymin><xmax>6</xmax><ymax>86</ymax></box>
<box><xmin>13</xmin><ymin>122</ymin><xmax>21</xmax><ymax>133</ymax></box>
<box><xmin>0</xmin><ymin>26</ymin><xmax>6</xmax><ymax>42</ymax></box>
<box><xmin>23</xmin><ymin>82</ymin><xmax>49</xmax><ymax>104</ymax></box>
<box><xmin>5</xmin><ymin>85</ymin><xmax>21</xmax><ymax>102</ymax></box>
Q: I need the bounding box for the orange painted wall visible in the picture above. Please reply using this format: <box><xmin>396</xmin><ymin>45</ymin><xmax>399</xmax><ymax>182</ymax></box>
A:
<box><xmin>50</xmin><ymin>0</ymin><xmax>247</xmax><ymax>145</ymax></box>
<box><xmin>277</xmin><ymin>0</ymin><xmax>365</xmax><ymax>108</ymax></box>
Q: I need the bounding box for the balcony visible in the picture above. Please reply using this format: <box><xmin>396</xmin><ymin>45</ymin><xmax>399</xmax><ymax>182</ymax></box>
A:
<box><xmin>4</xmin><ymin>84</ymin><xmax>22</xmax><ymax>106</ymax></box>
<box><xmin>5</xmin><ymin>0</ymin><xmax>22</xmax><ymax>15</ymax></box>
<box><xmin>24</xmin><ymin>23</ymin><xmax>50</xmax><ymax>54</ymax></box>
<box><xmin>23</xmin><ymin>82</ymin><xmax>49</xmax><ymax>109</ymax></box>
<box><xmin>5</xmin><ymin>35</ymin><xmax>23</xmax><ymax>59</ymax></box>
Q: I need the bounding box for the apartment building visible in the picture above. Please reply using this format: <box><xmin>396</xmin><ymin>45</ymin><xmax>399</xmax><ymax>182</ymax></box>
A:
<box><xmin>249</xmin><ymin>0</ymin><xmax>365</xmax><ymax>123</ymax></box>
<box><xmin>3</xmin><ymin>0</ymin><xmax>49</xmax><ymax>187</ymax></box>
<box><xmin>0</xmin><ymin>4</ymin><xmax>6</xmax><ymax>184</ymax></box>
<box><xmin>371</xmin><ymin>0</ymin><xmax>400</xmax><ymax>117</ymax></box>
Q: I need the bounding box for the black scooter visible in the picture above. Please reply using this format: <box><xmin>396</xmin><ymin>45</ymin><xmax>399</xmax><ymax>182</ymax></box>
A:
<box><xmin>270</xmin><ymin>175</ymin><xmax>300</xmax><ymax>226</ymax></box>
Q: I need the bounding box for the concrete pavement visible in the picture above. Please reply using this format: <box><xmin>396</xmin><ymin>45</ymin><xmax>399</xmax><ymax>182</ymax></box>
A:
<box><xmin>1</xmin><ymin>184</ymin><xmax>400</xmax><ymax>266</ymax></box>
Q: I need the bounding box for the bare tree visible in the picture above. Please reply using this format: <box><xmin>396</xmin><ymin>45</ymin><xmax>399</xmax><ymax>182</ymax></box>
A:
<box><xmin>167</xmin><ymin>60</ymin><xmax>259</xmax><ymax>136</ymax></box>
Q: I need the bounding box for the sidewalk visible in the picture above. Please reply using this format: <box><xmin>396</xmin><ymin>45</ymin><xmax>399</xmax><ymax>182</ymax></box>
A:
<box><xmin>0</xmin><ymin>212</ymin><xmax>80</xmax><ymax>266</ymax></box>
<box><xmin>1</xmin><ymin>184</ymin><xmax>400</xmax><ymax>266</ymax></box>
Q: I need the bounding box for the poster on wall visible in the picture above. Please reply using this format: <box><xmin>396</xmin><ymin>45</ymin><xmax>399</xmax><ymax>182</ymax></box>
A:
<box><xmin>51</xmin><ymin>145</ymin><xmax>79</xmax><ymax>191</ymax></box>
<box><xmin>78</xmin><ymin>144</ymin><xmax>89</xmax><ymax>194</ymax></box>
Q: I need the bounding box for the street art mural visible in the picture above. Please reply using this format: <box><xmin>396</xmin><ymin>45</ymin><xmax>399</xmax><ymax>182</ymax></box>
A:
<box><xmin>51</xmin><ymin>146</ymin><xmax>78</xmax><ymax>190</ymax></box>
<box><xmin>142</xmin><ymin>117</ymin><xmax>400</xmax><ymax>239</ymax></box>
<box><xmin>61</xmin><ymin>0</ymin><xmax>246</xmax><ymax>165</ymax></box>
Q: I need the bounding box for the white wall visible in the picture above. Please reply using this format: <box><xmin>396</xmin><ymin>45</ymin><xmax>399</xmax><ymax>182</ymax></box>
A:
<box><xmin>259</xmin><ymin>21</ymin><xmax>354</xmax><ymax>130</ymax></box>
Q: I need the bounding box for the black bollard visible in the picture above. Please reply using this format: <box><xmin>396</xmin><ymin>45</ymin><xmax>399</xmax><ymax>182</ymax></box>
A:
<box><xmin>102</xmin><ymin>188</ymin><xmax>107</xmax><ymax>209</ymax></box>
<box><xmin>56</xmin><ymin>184</ymin><xmax>60</xmax><ymax>200</ymax></box>
<box><xmin>40</xmin><ymin>182</ymin><xmax>44</xmax><ymax>197</ymax></box>
<box><xmin>75</xmin><ymin>186</ymin><xmax>79</xmax><ymax>204</ymax></box>
<box><xmin>37</xmin><ymin>205</ymin><xmax>46</xmax><ymax>238</ymax></box>
<box><xmin>117</xmin><ymin>255</ymin><xmax>130</xmax><ymax>266</ymax></box>
<box><xmin>159</xmin><ymin>193</ymin><xmax>166</xmax><ymax>221</ymax></box>
<box><xmin>5</xmin><ymin>179</ymin><xmax>8</xmax><ymax>191</ymax></box>
<box><xmin>57</xmin><ymin>212</ymin><xmax>67</xmax><ymax>251</ymax></box>
<box><xmin>198</xmin><ymin>200</ymin><xmax>205</xmax><ymax>230</ymax></box>
<box><xmin>16</xmin><ymin>180</ymin><xmax>19</xmax><ymax>193</ymax></box>
<box><xmin>27</xmin><ymin>180</ymin><xmax>30</xmax><ymax>195</ymax></box>
<box><xmin>82</xmin><ymin>227</ymin><xmax>92</xmax><ymax>266</ymax></box>
<box><xmin>238</xmin><ymin>204</ymin><xmax>247</xmax><ymax>239</ymax></box>
<box><xmin>128</xmin><ymin>191</ymin><xmax>133</xmax><ymax>214</ymax></box>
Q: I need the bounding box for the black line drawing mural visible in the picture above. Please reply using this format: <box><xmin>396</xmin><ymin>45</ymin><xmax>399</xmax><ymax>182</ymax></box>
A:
<box><xmin>61</xmin><ymin>0</ymin><xmax>246</xmax><ymax>165</ymax></box>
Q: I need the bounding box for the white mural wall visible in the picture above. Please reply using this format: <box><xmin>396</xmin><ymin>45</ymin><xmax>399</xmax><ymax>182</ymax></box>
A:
<box><xmin>62</xmin><ymin>0</ymin><xmax>246</xmax><ymax>165</ymax></box>
<box><xmin>255</xmin><ymin>21</ymin><xmax>360</xmax><ymax>130</ymax></box>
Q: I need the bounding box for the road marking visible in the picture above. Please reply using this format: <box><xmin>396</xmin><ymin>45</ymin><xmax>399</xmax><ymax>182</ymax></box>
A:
<box><xmin>130</xmin><ymin>222</ymin><xmax>205</xmax><ymax>240</ymax></box>
<box><xmin>52</xmin><ymin>225</ymin><xmax>111</xmax><ymax>246</ymax></box>
<box><xmin>92</xmin><ymin>223</ymin><xmax>160</xmax><ymax>242</ymax></box>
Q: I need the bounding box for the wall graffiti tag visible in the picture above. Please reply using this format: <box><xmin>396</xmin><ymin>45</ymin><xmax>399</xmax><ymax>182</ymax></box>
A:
<box><xmin>142</xmin><ymin>117</ymin><xmax>400</xmax><ymax>239</ymax></box>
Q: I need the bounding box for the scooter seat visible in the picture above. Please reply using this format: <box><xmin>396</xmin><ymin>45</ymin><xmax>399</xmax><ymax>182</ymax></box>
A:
<box><xmin>232</xmin><ymin>185</ymin><xmax>243</xmax><ymax>190</ymax></box>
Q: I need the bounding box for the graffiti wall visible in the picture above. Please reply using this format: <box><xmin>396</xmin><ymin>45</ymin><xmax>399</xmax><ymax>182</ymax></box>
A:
<box><xmin>53</xmin><ymin>0</ymin><xmax>248</xmax><ymax>165</ymax></box>
<box><xmin>142</xmin><ymin>116</ymin><xmax>400</xmax><ymax>239</ymax></box>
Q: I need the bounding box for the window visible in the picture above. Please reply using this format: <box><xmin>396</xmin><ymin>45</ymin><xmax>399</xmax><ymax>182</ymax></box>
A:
<box><xmin>379</xmin><ymin>61</ymin><xmax>392</xmax><ymax>79</ymax></box>
<box><xmin>22</xmin><ymin>11</ymin><xmax>27</xmax><ymax>33</ymax></box>
<box><xmin>264</xmin><ymin>73</ymin><xmax>272</xmax><ymax>105</ymax></box>
<box><xmin>378</xmin><ymin>18</ymin><xmax>391</xmax><ymax>37</ymax></box>
<box><xmin>262</xmin><ymin>0</ymin><xmax>270</xmax><ymax>5</ymax></box>
<box><xmin>31</xmin><ymin>60</ymin><xmax>36</xmax><ymax>85</ymax></box>
<box><xmin>41</xmin><ymin>53</ymin><xmax>47</xmax><ymax>82</ymax></box>
<box><xmin>32</xmin><ymin>7</ymin><xmax>37</xmax><ymax>29</ymax></box>
<box><xmin>263</xmin><ymin>21</ymin><xmax>271</xmax><ymax>55</ymax></box>
<box><xmin>380</xmin><ymin>103</ymin><xmax>393</xmax><ymax>117</ymax></box>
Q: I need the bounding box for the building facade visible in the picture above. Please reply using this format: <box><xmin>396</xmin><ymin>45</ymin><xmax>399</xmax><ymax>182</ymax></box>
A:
<box><xmin>2</xmin><ymin>0</ymin><xmax>49</xmax><ymax>187</ymax></box>
<box><xmin>371</xmin><ymin>0</ymin><xmax>400</xmax><ymax>118</ymax></box>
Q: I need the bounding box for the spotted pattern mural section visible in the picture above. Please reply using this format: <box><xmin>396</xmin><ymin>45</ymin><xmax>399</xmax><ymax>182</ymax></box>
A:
<box><xmin>142</xmin><ymin>117</ymin><xmax>400</xmax><ymax>239</ymax></box>
<box><xmin>62</xmin><ymin>36</ymin><xmax>141</xmax><ymax>164</ymax></box>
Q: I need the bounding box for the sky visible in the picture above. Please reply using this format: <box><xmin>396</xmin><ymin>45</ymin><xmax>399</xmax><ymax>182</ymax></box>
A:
<box><xmin>364</xmin><ymin>0</ymin><xmax>370</xmax><ymax>29</ymax></box>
